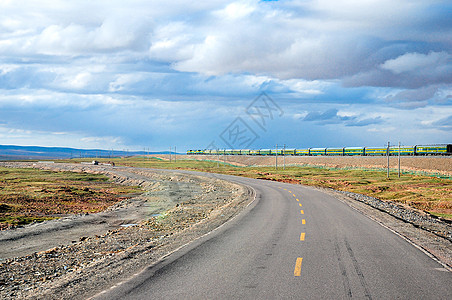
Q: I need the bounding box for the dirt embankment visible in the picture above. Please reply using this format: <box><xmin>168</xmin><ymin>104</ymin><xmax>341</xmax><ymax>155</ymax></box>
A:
<box><xmin>159</xmin><ymin>155</ymin><xmax>452</xmax><ymax>175</ymax></box>
<box><xmin>0</xmin><ymin>162</ymin><xmax>253</xmax><ymax>300</ymax></box>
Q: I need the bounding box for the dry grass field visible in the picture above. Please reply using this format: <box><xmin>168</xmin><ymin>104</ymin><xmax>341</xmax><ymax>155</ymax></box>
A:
<box><xmin>0</xmin><ymin>167</ymin><xmax>141</xmax><ymax>230</ymax></box>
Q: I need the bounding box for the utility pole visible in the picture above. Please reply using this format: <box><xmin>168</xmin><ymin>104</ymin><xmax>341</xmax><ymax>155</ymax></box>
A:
<box><xmin>169</xmin><ymin>146</ymin><xmax>172</xmax><ymax>162</ymax></box>
<box><xmin>387</xmin><ymin>142</ymin><xmax>390</xmax><ymax>179</ymax></box>
<box><xmin>283</xmin><ymin>144</ymin><xmax>286</xmax><ymax>170</ymax></box>
<box><xmin>398</xmin><ymin>141</ymin><xmax>401</xmax><ymax>178</ymax></box>
<box><xmin>174</xmin><ymin>146</ymin><xmax>176</xmax><ymax>162</ymax></box>
<box><xmin>275</xmin><ymin>144</ymin><xmax>278</xmax><ymax>170</ymax></box>
<box><xmin>217</xmin><ymin>151</ymin><xmax>220</xmax><ymax>168</ymax></box>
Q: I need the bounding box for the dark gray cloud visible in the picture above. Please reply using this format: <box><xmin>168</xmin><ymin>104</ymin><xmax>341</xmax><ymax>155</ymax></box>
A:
<box><xmin>302</xmin><ymin>108</ymin><xmax>382</xmax><ymax>127</ymax></box>
<box><xmin>302</xmin><ymin>109</ymin><xmax>343</xmax><ymax>122</ymax></box>
<box><xmin>432</xmin><ymin>115</ymin><xmax>452</xmax><ymax>131</ymax></box>
<box><xmin>345</xmin><ymin>117</ymin><xmax>383</xmax><ymax>127</ymax></box>
<box><xmin>385</xmin><ymin>86</ymin><xmax>439</xmax><ymax>109</ymax></box>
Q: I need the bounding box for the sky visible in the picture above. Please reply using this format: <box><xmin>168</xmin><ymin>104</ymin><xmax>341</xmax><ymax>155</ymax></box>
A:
<box><xmin>0</xmin><ymin>0</ymin><xmax>451</xmax><ymax>151</ymax></box>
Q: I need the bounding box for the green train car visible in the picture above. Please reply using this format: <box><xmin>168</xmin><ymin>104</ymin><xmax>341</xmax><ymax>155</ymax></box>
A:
<box><xmin>272</xmin><ymin>149</ymin><xmax>284</xmax><ymax>156</ymax></box>
<box><xmin>259</xmin><ymin>149</ymin><xmax>272</xmax><ymax>155</ymax></box>
<box><xmin>284</xmin><ymin>149</ymin><xmax>296</xmax><ymax>155</ymax></box>
<box><xmin>389</xmin><ymin>146</ymin><xmax>415</xmax><ymax>156</ymax></box>
<box><xmin>310</xmin><ymin>148</ymin><xmax>326</xmax><ymax>156</ymax></box>
<box><xmin>415</xmin><ymin>144</ymin><xmax>451</xmax><ymax>155</ymax></box>
<box><xmin>250</xmin><ymin>149</ymin><xmax>260</xmax><ymax>155</ymax></box>
<box><xmin>326</xmin><ymin>148</ymin><xmax>344</xmax><ymax>155</ymax></box>
<box><xmin>364</xmin><ymin>147</ymin><xmax>387</xmax><ymax>156</ymax></box>
<box><xmin>295</xmin><ymin>149</ymin><xmax>309</xmax><ymax>156</ymax></box>
<box><xmin>344</xmin><ymin>147</ymin><xmax>364</xmax><ymax>156</ymax></box>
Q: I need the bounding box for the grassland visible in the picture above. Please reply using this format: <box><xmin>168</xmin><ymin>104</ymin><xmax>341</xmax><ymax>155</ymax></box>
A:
<box><xmin>0</xmin><ymin>167</ymin><xmax>141</xmax><ymax>229</ymax></box>
<box><xmin>62</xmin><ymin>156</ymin><xmax>452</xmax><ymax>220</ymax></box>
<box><xmin>2</xmin><ymin>155</ymin><xmax>450</xmax><ymax>230</ymax></box>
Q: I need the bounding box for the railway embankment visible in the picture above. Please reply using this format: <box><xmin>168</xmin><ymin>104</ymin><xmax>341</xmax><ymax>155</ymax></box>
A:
<box><xmin>168</xmin><ymin>155</ymin><xmax>452</xmax><ymax>176</ymax></box>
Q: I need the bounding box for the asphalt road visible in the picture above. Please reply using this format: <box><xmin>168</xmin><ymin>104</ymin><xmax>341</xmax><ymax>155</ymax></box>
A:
<box><xmin>95</xmin><ymin>172</ymin><xmax>452</xmax><ymax>299</ymax></box>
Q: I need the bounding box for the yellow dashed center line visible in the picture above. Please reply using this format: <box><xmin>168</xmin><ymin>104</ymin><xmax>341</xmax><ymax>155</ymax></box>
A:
<box><xmin>300</xmin><ymin>210</ymin><xmax>304</xmax><ymax>215</ymax></box>
<box><xmin>302</xmin><ymin>219</ymin><xmax>306</xmax><ymax>224</ymax></box>
<box><xmin>299</xmin><ymin>203</ymin><xmax>302</xmax><ymax>207</ymax></box>
<box><xmin>294</xmin><ymin>258</ymin><xmax>303</xmax><ymax>276</ymax></box>
<box><xmin>300</xmin><ymin>232</ymin><xmax>305</xmax><ymax>241</ymax></box>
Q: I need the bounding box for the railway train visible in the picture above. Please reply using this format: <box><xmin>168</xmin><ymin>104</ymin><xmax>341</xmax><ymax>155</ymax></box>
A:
<box><xmin>187</xmin><ymin>144</ymin><xmax>452</xmax><ymax>156</ymax></box>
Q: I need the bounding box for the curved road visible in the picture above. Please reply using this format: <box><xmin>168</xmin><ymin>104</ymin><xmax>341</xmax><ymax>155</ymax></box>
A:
<box><xmin>95</xmin><ymin>171</ymin><xmax>451</xmax><ymax>299</ymax></box>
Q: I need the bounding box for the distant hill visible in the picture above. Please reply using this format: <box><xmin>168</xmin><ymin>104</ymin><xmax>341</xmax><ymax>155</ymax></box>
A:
<box><xmin>0</xmin><ymin>145</ymin><xmax>174</xmax><ymax>160</ymax></box>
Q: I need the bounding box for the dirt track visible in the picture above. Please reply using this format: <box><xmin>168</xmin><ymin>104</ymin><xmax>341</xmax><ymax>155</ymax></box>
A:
<box><xmin>158</xmin><ymin>155</ymin><xmax>452</xmax><ymax>175</ymax></box>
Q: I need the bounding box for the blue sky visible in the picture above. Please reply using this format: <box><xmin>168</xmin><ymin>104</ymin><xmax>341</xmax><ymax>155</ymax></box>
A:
<box><xmin>0</xmin><ymin>0</ymin><xmax>451</xmax><ymax>151</ymax></box>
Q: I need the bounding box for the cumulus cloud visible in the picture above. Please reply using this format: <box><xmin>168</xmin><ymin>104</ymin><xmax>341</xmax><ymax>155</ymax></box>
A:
<box><xmin>344</xmin><ymin>51</ymin><xmax>452</xmax><ymax>89</ymax></box>
<box><xmin>167</xmin><ymin>0</ymin><xmax>452</xmax><ymax>87</ymax></box>
<box><xmin>380</xmin><ymin>52</ymin><xmax>450</xmax><ymax>74</ymax></box>
<box><xmin>1</xmin><ymin>0</ymin><xmax>450</xmax><ymax>87</ymax></box>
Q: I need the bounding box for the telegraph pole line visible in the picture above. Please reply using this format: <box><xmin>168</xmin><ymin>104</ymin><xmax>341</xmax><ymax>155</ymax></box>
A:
<box><xmin>169</xmin><ymin>146</ymin><xmax>172</xmax><ymax>162</ymax></box>
<box><xmin>174</xmin><ymin>146</ymin><xmax>176</xmax><ymax>162</ymax></box>
<box><xmin>398</xmin><ymin>141</ymin><xmax>401</xmax><ymax>178</ymax></box>
<box><xmin>217</xmin><ymin>151</ymin><xmax>220</xmax><ymax>168</ymax></box>
<box><xmin>283</xmin><ymin>144</ymin><xmax>286</xmax><ymax>170</ymax></box>
<box><xmin>387</xmin><ymin>141</ymin><xmax>390</xmax><ymax>179</ymax></box>
<box><xmin>275</xmin><ymin>144</ymin><xmax>278</xmax><ymax>170</ymax></box>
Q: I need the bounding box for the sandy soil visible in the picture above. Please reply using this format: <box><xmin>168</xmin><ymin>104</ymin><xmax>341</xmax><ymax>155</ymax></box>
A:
<box><xmin>159</xmin><ymin>155</ymin><xmax>452</xmax><ymax>175</ymax></box>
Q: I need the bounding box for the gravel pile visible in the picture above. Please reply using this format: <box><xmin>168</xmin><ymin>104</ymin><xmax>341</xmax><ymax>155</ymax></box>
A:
<box><xmin>336</xmin><ymin>190</ymin><xmax>452</xmax><ymax>242</ymax></box>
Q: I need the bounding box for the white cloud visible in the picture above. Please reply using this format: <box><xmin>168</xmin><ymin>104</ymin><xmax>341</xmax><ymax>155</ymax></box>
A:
<box><xmin>214</xmin><ymin>1</ymin><xmax>256</xmax><ymax>20</ymax></box>
<box><xmin>109</xmin><ymin>74</ymin><xmax>145</xmax><ymax>92</ymax></box>
<box><xmin>149</xmin><ymin>22</ymin><xmax>196</xmax><ymax>62</ymax></box>
<box><xmin>281</xmin><ymin>79</ymin><xmax>332</xmax><ymax>95</ymax></box>
<box><xmin>380</xmin><ymin>51</ymin><xmax>450</xmax><ymax>74</ymax></box>
<box><xmin>60</xmin><ymin>72</ymin><xmax>93</xmax><ymax>89</ymax></box>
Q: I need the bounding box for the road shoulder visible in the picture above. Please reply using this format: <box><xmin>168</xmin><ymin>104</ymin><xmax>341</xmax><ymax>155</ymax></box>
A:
<box><xmin>323</xmin><ymin>187</ymin><xmax>452</xmax><ymax>271</ymax></box>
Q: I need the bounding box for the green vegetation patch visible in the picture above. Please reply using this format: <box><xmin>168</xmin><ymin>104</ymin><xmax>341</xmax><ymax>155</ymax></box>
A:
<box><xmin>0</xmin><ymin>167</ymin><xmax>141</xmax><ymax>230</ymax></box>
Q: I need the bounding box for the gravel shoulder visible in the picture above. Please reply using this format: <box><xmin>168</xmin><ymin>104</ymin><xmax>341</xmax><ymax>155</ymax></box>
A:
<box><xmin>321</xmin><ymin>188</ymin><xmax>452</xmax><ymax>270</ymax></box>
